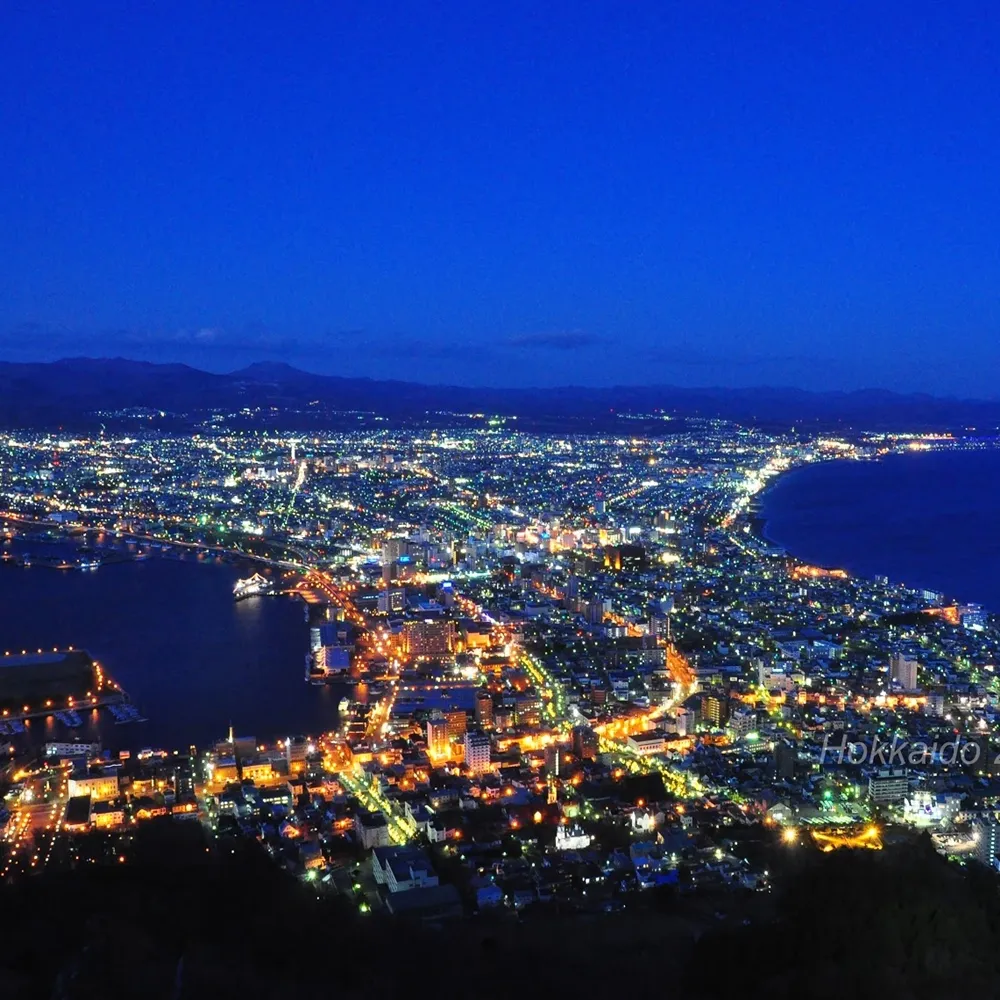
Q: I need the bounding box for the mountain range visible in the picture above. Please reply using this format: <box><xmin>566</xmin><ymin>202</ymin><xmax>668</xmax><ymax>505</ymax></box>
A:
<box><xmin>0</xmin><ymin>357</ymin><xmax>997</xmax><ymax>432</ymax></box>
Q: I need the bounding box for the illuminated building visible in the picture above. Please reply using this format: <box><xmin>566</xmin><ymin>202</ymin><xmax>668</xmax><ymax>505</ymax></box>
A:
<box><xmin>514</xmin><ymin>693</ymin><xmax>541</xmax><ymax>726</ymax></box>
<box><xmin>92</xmin><ymin>800</ymin><xmax>125</xmax><ymax>829</ymax></box>
<box><xmin>961</xmin><ymin>604</ymin><xmax>989</xmax><ymax>631</ymax></box>
<box><xmin>404</xmin><ymin>619</ymin><xmax>455</xmax><ymax>656</ymax></box>
<box><xmin>974</xmin><ymin>816</ymin><xmax>1000</xmax><ymax>870</ymax></box>
<box><xmin>673</xmin><ymin>708</ymin><xmax>694</xmax><ymax>738</ymax></box>
<box><xmin>626</xmin><ymin>729</ymin><xmax>666</xmax><ymax>755</ymax></box>
<box><xmin>444</xmin><ymin>708</ymin><xmax>467</xmax><ymax>739</ymax></box>
<box><xmin>211</xmin><ymin>758</ymin><xmax>274</xmax><ymax>785</ymax></box>
<box><xmin>68</xmin><ymin>768</ymin><xmax>119</xmax><ymax>802</ymax></box>
<box><xmin>700</xmin><ymin>691</ymin><xmax>729</xmax><ymax>728</ymax></box>
<box><xmin>45</xmin><ymin>741</ymin><xmax>99</xmax><ymax>761</ymax></box>
<box><xmin>464</xmin><ymin>730</ymin><xmax>491</xmax><ymax>775</ymax></box>
<box><xmin>285</xmin><ymin>735</ymin><xmax>310</xmax><ymax>771</ymax></box>
<box><xmin>868</xmin><ymin>767</ymin><xmax>909</xmax><ymax>805</ymax></box>
<box><xmin>555</xmin><ymin>824</ymin><xmax>591</xmax><ymax>850</ymax></box>
<box><xmin>493</xmin><ymin>706</ymin><xmax>514</xmax><ymax>730</ymax></box>
<box><xmin>475</xmin><ymin>690</ymin><xmax>494</xmax><ymax>729</ymax></box>
<box><xmin>356</xmin><ymin>810</ymin><xmax>391</xmax><ymax>850</ymax></box>
<box><xmin>727</xmin><ymin>707</ymin><xmax>756</xmax><ymax>741</ymax></box>
<box><xmin>603</xmin><ymin>543</ymin><xmax>645</xmax><ymax>572</ymax></box>
<box><xmin>378</xmin><ymin>587</ymin><xmax>406</xmax><ymax>613</ymax></box>
<box><xmin>426</xmin><ymin>713</ymin><xmax>450</xmax><ymax>759</ymax></box>
<box><xmin>372</xmin><ymin>846</ymin><xmax>440</xmax><ymax>892</ymax></box>
<box><xmin>572</xmin><ymin>725</ymin><xmax>598</xmax><ymax>760</ymax></box>
<box><xmin>889</xmin><ymin>653</ymin><xmax>919</xmax><ymax>692</ymax></box>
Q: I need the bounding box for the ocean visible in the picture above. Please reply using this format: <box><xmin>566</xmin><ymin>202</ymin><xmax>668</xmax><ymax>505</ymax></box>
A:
<box><xmin>0</xmin><ymin>541</ymin><xmax>342</xmax><ymax>752</ymax></box>
<box><xmin>759</xmin><ymin>448</ymin><xmax>1000</xmax><ymax>611</ymax></box>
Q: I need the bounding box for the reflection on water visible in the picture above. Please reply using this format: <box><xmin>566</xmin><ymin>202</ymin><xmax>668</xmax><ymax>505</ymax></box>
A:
<box><xmin>0</xmin><ymin>539</ymin><xmax>342</xmax><ymax>751</ymax></box>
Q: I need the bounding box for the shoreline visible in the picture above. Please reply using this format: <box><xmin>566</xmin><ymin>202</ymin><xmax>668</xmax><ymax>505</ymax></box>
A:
<box><xmin>744</xmin><ymin>456</ymin><xmax>857</xmax><ymax>554</ymax></box>
<box><xmin>742</xmin><ymin>448</ymin><xmax>998</xmax><ymax>612</ymax></box>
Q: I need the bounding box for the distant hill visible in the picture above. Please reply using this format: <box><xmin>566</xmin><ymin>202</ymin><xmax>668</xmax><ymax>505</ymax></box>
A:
<box><xmin>0</xmin><ymin>356</ymin><xmax>998</xmax><ymax>432</ymax></box>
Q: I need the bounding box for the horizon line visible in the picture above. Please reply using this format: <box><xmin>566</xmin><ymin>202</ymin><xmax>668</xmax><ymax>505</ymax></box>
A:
<box><xmin>1</xmin><ymin>354</ymin><xmax>997</xmax><ymax>405</ymax></box>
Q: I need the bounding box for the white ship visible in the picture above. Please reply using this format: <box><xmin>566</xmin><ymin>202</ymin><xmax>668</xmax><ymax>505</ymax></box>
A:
<box><xmin>233</xmin><ymin>572</ymin><xmax>276</xmax><ymax>600</ymax></box>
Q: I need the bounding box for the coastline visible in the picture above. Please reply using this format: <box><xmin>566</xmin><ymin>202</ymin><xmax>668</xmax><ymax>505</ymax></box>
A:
<box><xmin>745</xmin><ymin>456</ymin><xmax>857</xmax><ymax>553</ymax></box>
<box><xmin>743</xmin><ymin>448</ymin><xmax>1000</xmax><ymax>612</ymax></box>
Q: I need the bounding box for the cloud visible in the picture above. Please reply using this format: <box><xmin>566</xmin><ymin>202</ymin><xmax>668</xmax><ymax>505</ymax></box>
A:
<box><xmin>505</xmin><ymin>331</ymin><xmax>603</xmax><ymax>350</ymax></box>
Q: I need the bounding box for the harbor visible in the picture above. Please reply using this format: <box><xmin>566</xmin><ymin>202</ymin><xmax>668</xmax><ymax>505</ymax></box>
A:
<box><xmin>0</xmin><ymin>550</ymin><xmax>336</xmax><ymax>750</ymax></box>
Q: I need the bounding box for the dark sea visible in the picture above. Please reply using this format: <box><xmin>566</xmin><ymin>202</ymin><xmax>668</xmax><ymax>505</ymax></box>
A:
<box><xmin>0</xmin><ymin>541</ymin><xmax>342</xmax><ymax>752</ymax></box>
<box><xmin>759</xmin><ymin>449</ymin><xmax>1000</xmax><ymax>611</ymax></box>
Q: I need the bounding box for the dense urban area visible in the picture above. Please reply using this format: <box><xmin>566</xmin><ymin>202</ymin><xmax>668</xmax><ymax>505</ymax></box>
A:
<box><xmin>2</xmin><ymin>412</ymin><xmax>1000</xmax><ymax>996</ymax></box>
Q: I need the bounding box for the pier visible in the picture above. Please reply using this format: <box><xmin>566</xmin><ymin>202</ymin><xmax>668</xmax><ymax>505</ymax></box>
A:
<box><xmin>0</xmin><ymin>648</ymin><xmax>132</xmax><ymax>725</ymax></box>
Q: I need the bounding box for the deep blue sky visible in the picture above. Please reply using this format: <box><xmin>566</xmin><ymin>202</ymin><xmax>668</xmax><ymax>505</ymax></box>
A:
<box><xmin>1</xmin><ymin>2</ymin><xmax>998</xmax><ymax>394</ymax></box>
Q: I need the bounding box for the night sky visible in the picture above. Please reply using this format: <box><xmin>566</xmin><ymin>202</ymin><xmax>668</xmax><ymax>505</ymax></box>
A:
<box><xmin>1</xmin><ymin>2</ymin><xmax>997</xmax><ymax>394</ymax></box>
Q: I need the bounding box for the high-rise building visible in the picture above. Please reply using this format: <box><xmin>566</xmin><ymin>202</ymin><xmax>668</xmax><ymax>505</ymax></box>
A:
<box><xmin>426</xmin><ymin>713</ymin><xmax>450</xmax><ymax>760</ymax></box>
<box><xmin>674</xmin><ymin>708</ymin><xmax>695</xmax><ymax>738</ymax></box>
<box><xmin>586</xmin><ymin>598</ymin><xmax>612</xmax><ymax>625</ymax></box>
<box><xmin>464</xmin><ymin>731</ymin><xmax>491</xmax><ymax>775</ymax></box>
<box><xmin>975</xmin><ymin>816</ymin><xmax>1000</xmax><ymax>870</ymax></box>
<box><xmin>701</xmin><ymin>691</ymin><xmax>729</xmax><ymax>728</ymax></box>
<box><xmin>728</xmin><ymin>708</ymin><xmax>757</xmax><ymax>741</ymax></box>
<box><xmin>404</xmin><ymin>619</ymin><xmax>455</xmax><ymax>656</ymax></box>
<box><xmin>382</xmin><ymin>537</ymin><xmax>408</xmax><ymax>564</ymax></box>
<box><xmin>868</xmin><ymin>767</ymin><xmax>909</xmax><ymax>804</ymax></box>
<box><xmin>961</xmin><ymin>604</ymin><xmax>989</xmax><ymax>631</ymax></box>
<box><xmin>772</xmin><ymin>740</ymin><xmax>797</xmax><ymax>779</ymax></box>
<box><xmin>445</xmin><ymin>708</ymin><xmax>467</xmax><ymax>740</ymax></box>
<box><xmin>285</xmin><ymin>735</ymin><xmax>309</xmax><ymax>770</ymax></box>
<box><xmin>377</xmin><ymin>587</ymin><xmax>406</xmax><ymax>614</ymax></box>
<box><xmin>572</xmin><ymin>725</ymin><xmax>598</xmax><ymax>761</ymax></box>
<box><xmin>889</xmin><ymin>653</ymin><xmax>919</xmax><ymax>692</ymax></box>
<box><xmin>514</xmin><ymin>693</ymin><xmax>541</xmax><ymax>726</ymax></box>
<box><xmin>649</xmin><ymin>613</ymin><xmax>670</xmax><ymax>640</ymax></box>
<box><xmin>475</xmin><ymin>691</ymin><xmax>494</xmax><ymax>729</ymax></box>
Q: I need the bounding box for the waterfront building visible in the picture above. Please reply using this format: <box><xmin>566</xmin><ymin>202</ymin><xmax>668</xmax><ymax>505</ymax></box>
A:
<box><xmin>285</xmin><ymin>735</ymin><xmax>310</xmax><ymax>771</ymax></box>
<box><xmin>68</xmin><ymin>766</ymin><xmax>119</xmax><ymax>802</ymax></box>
